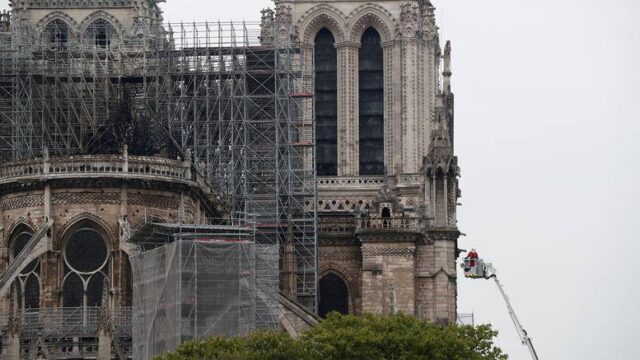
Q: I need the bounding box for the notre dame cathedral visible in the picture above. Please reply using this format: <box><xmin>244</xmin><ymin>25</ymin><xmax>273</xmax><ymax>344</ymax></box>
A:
<box><xmin>0</xmin><ymin>0</ymin><xmax>461</xmax><ymax>358</ymax></box>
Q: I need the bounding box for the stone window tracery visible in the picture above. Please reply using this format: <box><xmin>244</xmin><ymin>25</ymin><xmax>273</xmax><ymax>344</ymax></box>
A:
<box><xmin>84</xmin><ymin>19</ymin><xmax>118</xmax><ymax>48</ymax></box>
<box><xmin>44</xmin><ymin>19</ymin><xmax>70</xmax><ymax>48</ymax></box>
<box><xmin>314</xmin><ymin>28</ymin><xmax>338</xmax><ymax>176</ymax></box>
<box><xmin>11</xmin><ymin>228</ymin><xmax>40</xmax><ymax>309</ymax></box>
<box><xmin>358</xmin><ymin>27</ymin><xmax>384</xmax><ymax>175</ymax></box>
<box><xmin>61</xmin><ymin>226</ymin><xmax>110</xmax><ymax>307</ymax></box>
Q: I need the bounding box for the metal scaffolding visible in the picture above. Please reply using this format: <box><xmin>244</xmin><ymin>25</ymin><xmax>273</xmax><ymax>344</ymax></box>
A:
<box><xmin>0</xmin><ymin>12</ymin><xmax>317</xmax><ymax>333</ymax></box>
<box><xmin>131</xmin><ymin>240</ymin><xmax>256</xmax><ymax>359</ymax></box>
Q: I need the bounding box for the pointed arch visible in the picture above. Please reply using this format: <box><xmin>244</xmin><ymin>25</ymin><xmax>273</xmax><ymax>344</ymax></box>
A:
<box><xmin>358</xmin><ymin>27</ymin><xmax>385</xmax><ymax>175</ymax></box>
<box><xmin>78</xmin><ymin>11</ymin><xmax>125</xmax><ymax>36</ymax></box>
<box><xmin>57</xmin><ymin>212</ymin><xmax>116</xmax><ymax>250</ymax></box>
<box><xmin>297</xmin><ymin>5</ymin><xmax>347</xmax><ymax>45</ymax></box>
<box><xmin>23</xmin><ymin>274</ymin><xmax>40</xmax><ymax>309</ymax></box>
<box><xmin>319</xmin><ymin>272</ymin><xmax>350</xmax><ymax>318</ymax></box>
<box><xmin>347</xmin><ymin>5</ymin><xmax>395</xmax><ymax>44</ymax></box>
<box><xmin>87</xmin><ymin>272</ymin><xmax>109</xmax><ymax>307</ymax></box>
<box><xmin>315</xmin><ymin>28</ymin><xmax>338</xmax><ymax>176</ymax></box>
<box><xmin>79</xmin><ymin>11</ymin><xmax>124</xmax><ymax>47</ymax></box>
<box><xmin>41</xmin><ymin>19</ymin><xmax>72</xmax><ymax>48</ymax></box>
<box><xmin>36</xmin><ymin>11</ymin><xmax>78</xmax><ymax>33</ymax></box>
<box><xmin>62</xmin><ymin>272</ymin><xmax>84</xmax><ymax>307</ymax></box>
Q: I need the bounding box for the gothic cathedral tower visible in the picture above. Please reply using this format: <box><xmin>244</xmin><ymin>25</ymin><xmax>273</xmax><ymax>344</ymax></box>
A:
<box><xmin>266</xmin><ymin>0</ymin><xmax>461</xmax><ymax>323</ymax></box>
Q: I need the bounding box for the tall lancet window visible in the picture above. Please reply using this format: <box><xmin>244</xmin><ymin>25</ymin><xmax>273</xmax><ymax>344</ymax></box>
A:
<box><xmin>359</xmin><ymin>28</ymin><xmax>384</xmax><ymax>175</ymax></box>
<box><xmin>314</xmin><ymin>28</ymin><xmax>338</xmax><ymax>176</ymax></box>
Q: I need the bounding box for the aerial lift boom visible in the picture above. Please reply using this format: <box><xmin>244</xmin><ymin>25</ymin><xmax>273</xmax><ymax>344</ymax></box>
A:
<box><xmin>462</xmin><ymin>255</ymin><xmax>540</xmax><ymax>360</ymax></box>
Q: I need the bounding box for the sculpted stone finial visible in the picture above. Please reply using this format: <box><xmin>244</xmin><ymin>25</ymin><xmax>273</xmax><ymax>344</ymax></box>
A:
<box><xmin>260</xmin><ymin>8</ymin><xmax>275</xmax><ymax>46</ymax></box>
<box><xmin>443</xmin><ymin>40</ymin><xmax>451</xmax><ymax>74</ymax></box>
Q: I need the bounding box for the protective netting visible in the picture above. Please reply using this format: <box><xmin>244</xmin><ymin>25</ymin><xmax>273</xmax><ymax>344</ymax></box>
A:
<box><xmin>131</xmin><ymin>240</ymin><xmax>256</xmax><ymax>360</ymax></box>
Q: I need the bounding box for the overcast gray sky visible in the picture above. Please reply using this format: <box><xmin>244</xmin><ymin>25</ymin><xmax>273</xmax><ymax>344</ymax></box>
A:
<box><xmin>2</xmin><ymin>0</ymin><xmax>638</xmax><ymax>358</ymax></box>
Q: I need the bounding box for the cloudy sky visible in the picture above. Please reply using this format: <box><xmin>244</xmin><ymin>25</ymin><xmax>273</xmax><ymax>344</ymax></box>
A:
<box><xmin>2</xmin><ymin>0</ymin><xmax>638</xmax><ymax>358</ymax></box>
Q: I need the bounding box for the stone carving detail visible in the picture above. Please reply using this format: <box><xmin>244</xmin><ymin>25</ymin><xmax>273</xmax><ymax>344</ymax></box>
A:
<box><xmin>320</xmin><ymin>249</ymin><xmax>360</xmax><ymax>262</ymax></box>
<box><xmin>420</xmin><ymin>0</ymin><xmax>438</xmax><ymax>41</ymax></box>
<box><xmin>317</xmin><ymin>176</ymin><xmax>385</xmax><ymax>187</ymax></box>
<box><xmin>36</xmin><ymin>10</ymin><xmax>79</xmax><ymax>37</ymax></box>
<box><xmin>56</xmin><ymin>212</ymin><xmax>117</xmax><ymax>248</ymax></box>
<box><xmin>399</xmin><ymin>3</ymin><xmax>419</xmax><ymax>38</ymax></box>
<box><xmin>296</xmin><ymin>4</ymin><xmax>347</xmax><ymax>44</ymax></box>
<box><xmin>347</xmin><ymin>4</ymin><xmax>395</xmax><ymax>42</ymax></box>
<box><xmin>11</xmin><ymin>0</ymin><xmax>137</xmax><ymax>9</ymax></box>
<box><xmin>129</xmin><ymin>193</ymin><xmax>179</xmax><ymax>210</ymax></box>
<box><xmin>318</xmin><ymin>199</ymin><xmax>373</xmax><ymax>212</ymax></box>
<box><xmin>2</xmin><ymin>195</ymin><xmax>43</xmax><ymax>211</ymax></box>
<box><xmin>259</xmin><ymin>8</ymin><xmax>275</xmax><ymax>45</ymax></box>
<box><xmin>77</xmin><ymin>10</ymin><xmax>126</xmax><ymax>38</ymax></box>
<box><xmin>53</xmin><ymin>192</ymin><xmax>120</xmax><ymax>205</ymax></box>
<box><xmin>362</xmin><ymin>246</ymin><xmax>415</xmax><ymax>257</ymax></box>
<box><xmin>275</xmin><ymin>4</ymin><xmax>295</xmax><ymax>44</ymax></box>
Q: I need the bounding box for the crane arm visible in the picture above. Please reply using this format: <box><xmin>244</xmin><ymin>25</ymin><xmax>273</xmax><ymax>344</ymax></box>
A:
<box><xmin>484</xmin><ymin>263</ymin><xmax>539</xmax><ymax>360</ymax></box>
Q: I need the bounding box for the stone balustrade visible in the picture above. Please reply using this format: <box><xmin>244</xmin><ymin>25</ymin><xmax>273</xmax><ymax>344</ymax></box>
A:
<box><xmin>317</xmin><ymin>176</ymin><xmax>385</xmax><ymax>188</ymax></box>
<box><xmin>0</xmin><ymin>154</ymin><xmax>211</xmax><ymax>189</ymax></box>
<box><xmin>357</xmin><ymin>216</ymin><xmax>424</xmax><ymax>232</ymax></box>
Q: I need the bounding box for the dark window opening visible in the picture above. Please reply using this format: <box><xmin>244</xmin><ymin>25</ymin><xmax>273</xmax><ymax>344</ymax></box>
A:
<box><xmin>87</xmin><ymin>274</ymin><xmax>106</xmax><ymax>307</ymax></box>
<box><xmin>359</xmin><ymin>28</ymin><xmax>384</xmax><ymax>175</ymax></box>
<box><xmin>62</xmin><ymin>273</ymin><xmax>83</xmax><ymax>307</ymax></box>
<box><xmin>13</xmin><ymin>231</ymin><xmax>38</xmax><ymax>274</ymax></box>
<box><xmin>86</xmin><ymin>19</ymin><xmax>114</xmax><ymax>48</ymax></box>
<box><xmin>24</xmin><ymin>275</ymin><xmax>40</xmax><ymax>309</ymax></box>
<box><xmin>64</xmin><ymin>228</ymin><xmax>108</xmax><ymax>273</ymax></box>
<box><xmin>319</xmin><ymin>273</ymin><xmax>349</xmax><ymax>318</ymax></box>
<box><xmin>314</xmin><ymin>28</ymin><xmax>338</xmax><ymax>176</ymax></box>
<box><xmin>46</xmin><ymin>20</ymin><xmax>69</xmax><ymax>48</ymax></box>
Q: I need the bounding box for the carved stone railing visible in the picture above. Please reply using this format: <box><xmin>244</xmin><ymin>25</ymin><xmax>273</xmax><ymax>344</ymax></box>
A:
<box><xmin>0</xmin><ymin>154</ymin><xmax>210</xmax><ymax>190</ymax></box>
<box><xmin>317</xmin><ymin>219</ymin><xmax>357</xmax><ymax>235</ymax></box>
<box><xmin>317</xmin><ymin>176</ymin><xmax>385</xmax><ymax>188</ymax></box>
<box><xmin>356</xmin><ymin>216</ymin><xmax>424</xmax><ymax>232</ymax></box>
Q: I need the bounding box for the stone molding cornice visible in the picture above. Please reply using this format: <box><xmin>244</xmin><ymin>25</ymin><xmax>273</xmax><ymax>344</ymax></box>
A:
<box><xmin>426</xmin><ymin>228</ymin><xmax>461</xmax><ymax>241</ymax></box>
<box><xmin>358</xmin><ymin>232</ymin><xmax>423</xmax><ymax>243</ymax></box>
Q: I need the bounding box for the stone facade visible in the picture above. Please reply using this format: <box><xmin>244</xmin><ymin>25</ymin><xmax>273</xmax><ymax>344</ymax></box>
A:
<box><xmin>270</xmin><ymin>0</ymin><xmax>462</xmax><ymax>324</ymax></box>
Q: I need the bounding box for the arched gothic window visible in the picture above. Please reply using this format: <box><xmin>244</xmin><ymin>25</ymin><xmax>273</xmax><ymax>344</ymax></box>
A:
<box><xmin>11</xmin><ymin>228</ymin><xmax>40</xmax><ymax>309</ymax></box>
<box><xmin>359</xmin><ymin>28</ymin><xmax>384</xmax><ymax>175</ymax></box>
<box><xmin>62</xmin><ymin>225</ymin><xmax>110</xmax><ymax>308</ymax></box>
<box><xmin>84</xmin><ymin>19</ymin><xmax>118</xmax><ymax>48</ymax></box>
<box><xmin>314</xmin><ymin>28</ymin><xmax>338</xmax><ymax>176</ymax></box>
<box><xmin>44</xmin><ymin>19</ymin><xmax>70</xmax><ymax>48</ymax></box>
<box><xmin>318</xmin><ymin>273</ymin><xmax>349</xmax><ymax>318</ymax></box>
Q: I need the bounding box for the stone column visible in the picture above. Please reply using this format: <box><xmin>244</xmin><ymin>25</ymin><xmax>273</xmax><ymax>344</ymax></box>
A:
<box><xmin>427</xmin><ymin>230</ymin><xmax>459</xmax><ymax>323</ymax></box>
<box><xmin>336</xmin><ymin>41</ymin><xmax>359</xmax><ymax>176</ymax></box>
<box><xmin>41</xmin><ymin>252</ymin><xmax>59</xmax><ymax>308</ymax></box>
<box><xmin>414</xmin><ymin>240</ymin><xmax>434</xmax><ymax>320</ymax></box>
<box><xmin>400</xmin><ymin>36</ymin><xmax>420</xmax><ymax>173</ymax></box>
<box><xmin>383</xmin><ymin>40</ymin><xmax>398</xmax><ymax>176</ymax></box>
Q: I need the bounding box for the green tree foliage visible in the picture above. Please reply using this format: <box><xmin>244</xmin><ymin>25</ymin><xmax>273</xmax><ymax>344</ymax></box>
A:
<box><xmin>155</xmin><ymin>313</ymin><xmax>507</xmax><ymax>360</ymax></box>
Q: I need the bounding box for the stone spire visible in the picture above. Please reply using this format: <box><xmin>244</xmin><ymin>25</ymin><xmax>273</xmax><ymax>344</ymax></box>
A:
<box><xmin>259</xmin><ymin>8</ymin><xmax>275</xmax><ymax>46</ymax></box>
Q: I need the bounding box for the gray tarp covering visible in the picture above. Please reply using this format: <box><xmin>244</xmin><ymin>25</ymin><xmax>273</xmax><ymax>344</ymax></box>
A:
<box><xmin>131</xmin><ymin>240</ymin><xmax>256</xmax><ymax>359</ymax></box>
